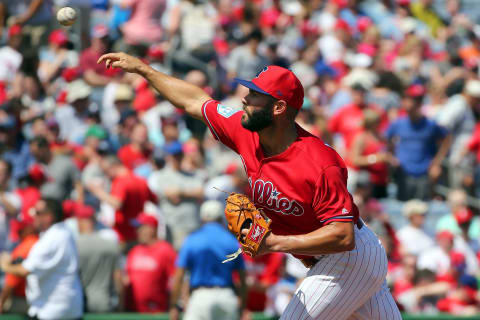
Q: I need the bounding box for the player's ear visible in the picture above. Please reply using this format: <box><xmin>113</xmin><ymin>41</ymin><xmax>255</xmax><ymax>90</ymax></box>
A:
<box><xmin>273</xmin><ymin>100</ymin><xmax>287</xmax><ymax>116</ymax></box>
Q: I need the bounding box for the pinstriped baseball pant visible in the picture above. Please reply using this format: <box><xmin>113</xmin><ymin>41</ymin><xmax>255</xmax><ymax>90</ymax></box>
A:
<box><xmin>280</xmin><ymin>223</ymin><xmax>402</xmax><ymax>320</ymax></box>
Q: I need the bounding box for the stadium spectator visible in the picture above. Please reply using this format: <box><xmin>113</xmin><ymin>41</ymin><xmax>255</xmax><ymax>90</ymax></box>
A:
<box><xmin>0</xmin><ymin>197</ymin><xmax>84</xmax><ymax>320</ymax></box>
<box><xmin>101</xmin><ymin>83</ymin><xmax>134</xmax><ymax>134</ymax></box>
<box><xmin>386</xmin><ymin>85</ymin><xmax>450</xmax><ymax>200</ymax></box>
<box><xmin>244</xmin><ymin>252</ymin><xmax>284</xmax><ymax>313</ymax></box>
<box><xmin>0</xmin><ymin>24</ymin><xmax>23</xmax><ymax>87</ymax></box>
<box><xmin>2</xmin><ymin>0</ymin><xmax>480</xmax><ymax>317</ymax></box>
<box><xmin>87</xmin><ymin>154</ymin><xmax>157</xmax><ymax>243</ymax></box>
<box><xmin>119</xmin><ymin>0</ymin><xmax>168</xmax><ymax>46</ymax></box>
<box><xmin>29</xmin><ymin>136</ymin><xmax>83</xmax><ymax>203</ymax></box>
<box><xmin>11</xmin><ymin>164</ymin><xmax>44</xmax><ymax>243</ymax></box>
<box><xmin>350</xmin><ymin>109</ymin><xmax>394</xmax><ymax>198</ymax></box>
<box><xmin>80</xmin><ymin>24</ymin><xmax>119</xmax><ymax>88</ymax></box>
<box><xmin>0</xmin><ymin>218</ymin><xmax>37</xmax><ymax>314</ymax></box>
<box><xmin>126</xmin><ymin>213</ymin><xmax>176</xmax><ymax>313</ymax></box>
<box><xmin>38</xmin><ymin>30</ymin><xmax>78</xmax><ymax>84</ymax></box>
<box><xmin>55</xmin><ymin>79</ymin><xmax>93</xmax><ymax>144</ymax></box>
<box><xmin>0</xmin><ymin>0</ymin><xmax>53</xmax><ymax>47</ymax></box>
<box><xmin>416</xmin><ymin>229</ymin><xmax>479</xmax><ymax>277</ymax></box>
<box><xmin>75</xmin><ymin>202</ymin><xmax>123</xmax><ymax>312</ymax></box>
<box><xmin>226</xmin><ymin>29</ymin><xmax>269</xmax><ymax>81</ymax></box>
<box><xmin>397</xmin><ymin>199</ymin><xmax>434</xmax><ymax>256</ymax></box>
<box><xmin>148</xmin><ymin>141</ymin><xmax>203</xmax><ymax>249</ymax></box>
<box><xmin>437</xmin><ymin>80</ymin><xmax>480</xmax><ymax>188</ymax></box>
<box><xmin>328</xmin><ymin>82</ymin><xmax>387</xmax><ymax>154</ymax></box>
<box><xmin>204</xmin><ymin>161</ymin><xmax>248</xmax><ymax>203</ymax></box>
<box><xmin>169</xmin><ymin>200</ymin><xmax>247</xmax><ymax>320</ymax></box>
<box><xmin>117</xmin><ymin>122</ymin><xmax>152</xmax><ymax>170</ymax></box>
<box><xmin>436</xmin><ymin>189</ymin><xmax>480</xmax><ymax>240</ymax></box>
<box><xmin>0</xmin><ymin>159</ymin><xmax>21</xmax><ymax>252</ymax></box>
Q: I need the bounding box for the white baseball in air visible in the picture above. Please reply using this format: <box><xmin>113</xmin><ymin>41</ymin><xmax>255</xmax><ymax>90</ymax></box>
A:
<box><xmin>56</xmin><ymin>7</ymin><xmax>76</xmax><ymax>27</ymax></box>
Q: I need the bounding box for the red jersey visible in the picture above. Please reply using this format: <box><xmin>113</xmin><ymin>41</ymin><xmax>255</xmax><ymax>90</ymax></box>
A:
<box><xmin>80</xmin><ymin>47</ymin><xmax>115</xmax><ymax>77</ymax></box>
<box><xmin>126</xmin><ymin>241</ymin><xmax>176</xmax><ymax>312</ymax></box>
<box><xmin>328</xmin><ymin>103</ymin><xmax>388</xmax><ymax>150</ymax></box>
<box><xmin>11</xmin><ymin>187</ymin><xmax>40</xmax><ymax>242</ymax></box>
<box><xmin>244</xmin><ymin>253</ymin><xmax>284</xmax><ymax>311</ymax></box>
<box><xmin>467</xmin><ymin>123</ymin><xmax>480</xmax><ymax>163</ymax></box>
<box><xmin>117</xmin><ymin>144</ymin><xmax>152</xmax><ymax>170</ymax></box>
<box><xmin>111</xmin><ymin>172</ymin><xmax>157</xmax><ymax>242</ymax></box>
<box><xmin>202</xmin><ymin>100</ymin><xmax>359</xmax><ymax>254</ymax></box>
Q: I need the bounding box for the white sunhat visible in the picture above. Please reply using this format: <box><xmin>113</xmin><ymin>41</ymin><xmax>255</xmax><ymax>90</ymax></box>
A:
<box><xmin>403</xmin><ymin>199</ymin><xmax>428</xmax><ymax>217</ymax></box>
<box><xmin>66</xmin><ymin>79</ymin><xmax>92</xmax><ymax>104</ymax></box>
<box><xmin>200</xmin><ymin>200</ymin><xmax>224</xmax><ymax>222</ymax></box>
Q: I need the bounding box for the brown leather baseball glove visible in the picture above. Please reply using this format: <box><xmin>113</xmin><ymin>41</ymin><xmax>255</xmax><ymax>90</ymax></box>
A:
<box><xmin>222</xmin><ymin>193</ymin><xmax>272</xmax><ymax>263</ymax></box>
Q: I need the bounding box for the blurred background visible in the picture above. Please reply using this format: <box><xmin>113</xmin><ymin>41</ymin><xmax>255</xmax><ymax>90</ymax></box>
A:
<box><xmin>0</xmin><ymin>0</ymin><xmax>479</xmax><ymax>319</ymax></box>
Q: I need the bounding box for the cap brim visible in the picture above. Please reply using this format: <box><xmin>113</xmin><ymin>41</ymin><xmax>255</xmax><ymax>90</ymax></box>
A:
<box><xmin>234</xmin><ymin>78</ymin><xmax>270</xmax><ymax>96</ymax></box>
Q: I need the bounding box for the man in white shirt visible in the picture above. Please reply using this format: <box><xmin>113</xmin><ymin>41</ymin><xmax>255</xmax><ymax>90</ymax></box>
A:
<box><xmin>0</xmin><ymin>198</ymin><xmax>84</xmax><ymax>320</ymax></box>
<box><xmin>417</xmin><ymin>230</ymin><xmax>455</xmax><ymax>276</ymax></box>
<box><xmin>0</xmin><ymin>24</ymin><xmax>23</xmax><ymax>85</ymax></box>
<box><xmin>397</xmin><ymin>199</ymin><xmax>434</xmax><ymax>256</ymax></box>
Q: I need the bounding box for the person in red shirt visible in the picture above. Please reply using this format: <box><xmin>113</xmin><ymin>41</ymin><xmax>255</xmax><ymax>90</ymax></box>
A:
<box><xmin>328</xmin><ymin>83</ymin><xmax>388</xmax><ymax>153</ymax></box>
<box><xmin>126</xmin><ymin>213</ymin><xmax>176</xmax><ymax>313</ymax></box>
<box><xmin>80</xmin><ymin>24</ymin><xmax>122</xmax><ymax>87</ymax></box>
<box><xmin>0</xmin><ymin>219</ymin><xmax>38</xmax><ymax>313</ymax></box>
<box><xmin>350</xmin><ymin>109</ymin><xmax>395</xmax><ymax>198</ymax></box>
<box><xmin>117</xmin><ymin>122</ymin><xmax>152</xmax><ymax>170</ymax></box>
<box><xmin>87</xmin><ymin>155</ymin><xmax>157</xmax><ymax>243</ymax></box>
<box><xmin>98</xmin><ymin>53</ymin><xmax>401</xmax><ymax>318</ymax></box>
<box><xmin>244</xmin><ymin>253</ymin><xmax>284</xmax><ymax>312</ymax></box>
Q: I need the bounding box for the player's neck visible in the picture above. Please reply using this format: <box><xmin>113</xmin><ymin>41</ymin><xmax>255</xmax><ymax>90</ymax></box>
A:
<box><xmin>258</xmin><ymin>121</ymin><xmax>298</xmax><ymax>157</ymax></box>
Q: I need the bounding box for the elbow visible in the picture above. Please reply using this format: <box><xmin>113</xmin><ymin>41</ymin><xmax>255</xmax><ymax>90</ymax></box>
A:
<box><xmin>336</xmin><ymin>227</ymin><xmax>355</xmax><ymax>252</ymax></box>
<box><xmin>342</xmin><ymin>235</ymin><xmax>356</xmax><ymax>252</ymax></box>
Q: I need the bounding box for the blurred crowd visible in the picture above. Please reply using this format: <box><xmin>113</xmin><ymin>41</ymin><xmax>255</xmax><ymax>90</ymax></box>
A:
<box><xmin>0</xmin><ymin>0</ymin><xmax>479</xmax><ymax>318</ymax></box>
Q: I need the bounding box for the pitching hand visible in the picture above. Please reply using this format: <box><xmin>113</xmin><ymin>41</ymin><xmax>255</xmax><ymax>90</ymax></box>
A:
<box><xmin>97</xmin><ymin>52</ymin><xmax>146</xmax><ymax>74</ymax></box>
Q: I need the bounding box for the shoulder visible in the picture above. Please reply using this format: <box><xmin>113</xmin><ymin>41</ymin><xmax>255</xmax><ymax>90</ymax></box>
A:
<box><xmin>296</xmin><ymin>127</ymin><xmax>346</xmax><ymax>171</ymax></box>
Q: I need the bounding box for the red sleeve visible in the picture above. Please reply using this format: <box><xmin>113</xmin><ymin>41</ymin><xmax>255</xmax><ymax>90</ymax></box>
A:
<box><xmin>201</xmin><ymin>99</ymin><xmax>245</xmax><ymax>153</ymax></box>
<box><xmin>312</xmin><ymin>166</ymin><xmax>357</xmax><ymax>225</ymax></box>
<box><xmin>467</xmin><ymin>129</ymin><xmax>480</xmax><ymax>151</ymax></box>
<box><xmin>148</xmin><ymin>186</ymin><xmax>158</xmax><ymax>204</ymax></box>
<box><xmin>111</xmin><ymin>179</ymin><xmax>127</xmax><ymax>202</ymax></box>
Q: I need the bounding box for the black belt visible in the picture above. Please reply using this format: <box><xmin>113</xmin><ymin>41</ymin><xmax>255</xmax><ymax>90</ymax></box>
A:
<box><xmin>356</xmin><ymin>218</ymin><xmax>364</xmax><ymax>229</ymax></box>
<box><xmin>300</xmin><ymin>219</ymin><xmax>364</xmax><ymax>269</ymax></box>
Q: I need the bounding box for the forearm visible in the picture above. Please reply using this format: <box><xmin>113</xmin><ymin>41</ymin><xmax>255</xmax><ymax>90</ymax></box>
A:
<box><xmin>352</xmin><ymin>154</ymin><xmax>378</xmax><ymax>167</ymax></box>
<box><xmin>267</xmin><ymin>222</ymin><xmax>355</xmax><ymax>256</ymax></box>
<box><xmin>20</xmin><ymin>0</ymin><xmax>43</xmax><ymax>22</ymax></box>
<box><xmin>180</xmin><ymin>188</ymin><xmax>204</xmax><ymax>201</ymax></box>
<box><xmin>238</xmin><ymin>270</ymin><xmax>247</xmax><ymax>314</ymax></box>
<box><xmin>75</xmin><ymin>182</ymin><xmax>84</xmax><ymax>204</ymax></box>
<box><xmin>169</xmin><ymin>269</ymin><xmax>185</xmax><ymax>309</ymax></box>
<box><xmin>113</xmin><ymin>270</ymin><xmax>125</xmax><ymax>310</ymax></box>
<box><xmin>0</xmin><ymin>195</ymin><xmax>17</xmax><ymax>217</ymax></box>
<box><xmin>89</xmin><ymin>187</ymin><xmax>121</xmax><ymax>210</ymax></box>
<box><xmin>83</xmin><ymin>70</ymin><xmax>113</xmax><ymax>87</ymax></box>
<box><xmin>2</xmin><ymin>264</ymin><xmax>29</xmax><ymax>277</ymax></box>
<box><xmin>137</xmin><ymin>64</ymin><xmax>210</xmax><ymax>120</ymax></box>
<box><xmin>0</xmin><ymin>285</ymin><xmax>12</xmax><ymax>311</ymax></box>
<box><xmin>432</xmin><ymin>135</ymin><xmax>452</xmax><ymax>166</ymax></box>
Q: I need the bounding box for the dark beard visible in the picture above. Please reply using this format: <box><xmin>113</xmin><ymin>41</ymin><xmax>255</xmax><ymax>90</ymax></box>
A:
<box><xmin>241</xmin><ymin>102</ymin><xmax>274</xmax><ymax>132</ymax></box>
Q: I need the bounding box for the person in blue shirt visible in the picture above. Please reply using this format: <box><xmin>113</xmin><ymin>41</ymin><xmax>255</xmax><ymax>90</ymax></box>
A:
<box><xmin>169</xmin><ymin>200</ymin><xmax>247</xmax><ymax>320</ymax></box>
<box><xmin>386</xmin><ymin>85</ymin><xmax>450</xmax><ymax>201</ymax></box>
